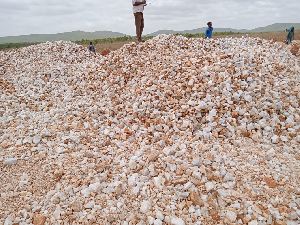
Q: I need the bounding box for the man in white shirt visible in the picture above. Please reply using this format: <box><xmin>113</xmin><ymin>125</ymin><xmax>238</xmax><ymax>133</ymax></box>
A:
<box><xmin>132</xmin><ymin>0</ymin><xmax>147</xmax><ymax>42</ymax></box>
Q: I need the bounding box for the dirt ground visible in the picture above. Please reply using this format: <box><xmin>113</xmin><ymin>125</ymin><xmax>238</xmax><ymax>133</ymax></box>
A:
<box><xmin>214</xmin><ymin>31</ymin><xmax>300</xmax><ymax>42</ymax></box>
<box><xmin>90</xmin><ymin>31</ymin><xmax>300</xmax><ymax>54</ymax></box>
<box><xmin>94</xmin><ymin>41</ymin><xmax>132</xmax><ymax>54</ymax></box>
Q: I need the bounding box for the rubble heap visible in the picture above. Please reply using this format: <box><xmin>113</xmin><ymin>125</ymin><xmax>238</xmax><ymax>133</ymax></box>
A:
<box><xmin>1</xmin><ymin>36</ymin><xmax>299</xmax><ymax>225</ymax></box>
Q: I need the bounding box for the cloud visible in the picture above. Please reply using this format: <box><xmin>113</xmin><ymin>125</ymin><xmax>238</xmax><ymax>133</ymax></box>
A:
<box><xmin>0</xmin><ymin>0</ymin><xmax>299</xmax><ymax>36</ymax></box>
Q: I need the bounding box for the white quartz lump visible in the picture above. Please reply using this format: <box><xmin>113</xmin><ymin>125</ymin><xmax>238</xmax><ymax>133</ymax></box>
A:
<box><xmin>0</xmin><ymin>36</ymin><xmax>299</xmax><ymax>224</ymax></box>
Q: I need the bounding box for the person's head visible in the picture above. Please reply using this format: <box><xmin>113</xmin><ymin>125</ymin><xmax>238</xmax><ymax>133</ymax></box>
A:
<box><xmin>291</xmin><ymin>27</ymin><xmax>294</xmax><ymax>32</ymax></box>
<box><xmin>207</xmin><ymin>22</ymin><xmax>212</xmax><ymax>27</ymax></box>
<box><xmin>90</xmin><ymin>42</ymin><xmax>93</xmax><ymax>45</ymax></box>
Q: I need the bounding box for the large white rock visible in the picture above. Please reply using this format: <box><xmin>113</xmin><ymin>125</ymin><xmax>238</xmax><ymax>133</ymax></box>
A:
<box><xmin>248</xmin><ymin>220</ymin><xmax>258</xmax><ymax>225</ymax></box>
<box><xmin>4</xmin><ymin>215</ymin><xmax>13</xmax><ymax>225</ymax></box>
<box><xmin>271</xmin><ymin>135</ymin><xmax>279</xmax><ymax>144</ymax></box>
<box><xmin>3</xmin><ymin>158</ymin><xmax>17</xmax><ymax>166</ymax></box>
<box><xmin>85</xmin><ymin>201</ymin><xmax>95</xmax><ymax>209</ymax></box>
<box><xmin>140</xmin><ymin>200</ymin><xmax>151</xmax><ymax>214</ymax></box>
<box><xmin>170</xmin><ymin>217</ymin><xmax>185</xmax><ymax>225</ymax></box>
<box><xmin>156</xmin><ymin>211</ymin><xmax>164</xmax><ymax>221</ymax></box>
<box><xmin>226</xmin><ymin>210</ymin><xmax>237</xmax><ymax>222</ymax></box>
<box><xmin>205</xmin><ymin>182</ymin><xmax>215</xmax><ymax>192</ymax></box>
<box><xmin>32</xmin><ymin>135</ymin><xmax>41</xmax><ymax>144</ymax></box>
<box><xmin>153</xmin><ymin>219</ymin><xmax>163</xmax><ymax>225</ymax></box>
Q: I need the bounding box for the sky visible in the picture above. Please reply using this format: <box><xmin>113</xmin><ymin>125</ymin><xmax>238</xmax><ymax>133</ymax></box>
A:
<box><xmin>0</xmin><ymin>0</ymin><xmax>299</xmax><ymax>37</ymax></box>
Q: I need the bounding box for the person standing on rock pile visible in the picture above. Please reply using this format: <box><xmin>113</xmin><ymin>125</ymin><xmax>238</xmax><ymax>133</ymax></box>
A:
<box><xmin>88</xmin><ymin>42</ymin><xmax>96</xmax><ymax>53</ymax></box>
<box><xmin>132</xmin><ymin>0</ymin><xmax>147</xmax><ymax>42</ymax></box>
<box><xmin>286</xmin><ymin>27</ymin><xmax>295</xmax><ymax>45</ymax></box>
<box><xmin>205</xmin><ymin>22</ymin><xmax>214</xmax><ymax>39</ymax></box>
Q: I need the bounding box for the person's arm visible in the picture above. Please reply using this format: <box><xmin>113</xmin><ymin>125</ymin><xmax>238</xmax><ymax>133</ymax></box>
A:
<box><xmin>133</xmin><ymin>0</ymin><xmax>146</xmax><ymax>6</ymax></box>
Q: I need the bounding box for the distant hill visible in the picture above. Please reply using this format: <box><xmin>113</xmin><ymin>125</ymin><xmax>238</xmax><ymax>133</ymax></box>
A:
<box><xmin>148</xmin><ymin>23</ymin><xmax>300</xmax><ymax>36</ymax></box>
<box><xmin>250</xmin><ymin>23</ymin><xmax>300</xmax><ymax>32</ymax></box>
<box><xmin>1</xmin><ymin>23</ymin><xmax>299</xmax><ymax>44</ymax></box>
<box><xmin>0</xmin><ymin>31</ymin><xmax>126</xmax><ymax>44</ymax></box>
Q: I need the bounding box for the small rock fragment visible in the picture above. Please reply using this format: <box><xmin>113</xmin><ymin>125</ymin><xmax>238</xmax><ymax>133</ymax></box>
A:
<box><xmin>190</xmin><ymin>191</ymin><xmax>204</xmax><ymax>207</ymax></box>
<box><xmin>33</xmin><ymin>214</ymin><xmax>46</xmax><ymax>225</ymax></box>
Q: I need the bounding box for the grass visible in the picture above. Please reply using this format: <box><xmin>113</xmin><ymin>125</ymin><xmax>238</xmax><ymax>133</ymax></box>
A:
<box><xmin>214</xmin><ymin>31</ymin><xmax>300</xmax><ymax>42</ymax></box>
<box><xmin>1</xmin><ymin>31</ymin><xmax>299</xmax><ymax>52</ymax></box>
<box><xmin>0</xmin><ymin>42</ymin><xmax>38</xmax><ymax>50</ymax></box>
<box><xmin>76</xmin><ymin>36</ymin><xmax>135</xmax><ymax>45</ymax></box>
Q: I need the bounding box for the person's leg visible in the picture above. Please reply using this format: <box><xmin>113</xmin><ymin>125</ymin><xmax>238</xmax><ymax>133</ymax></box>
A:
<box><xmin>141</xmin><ymin>13</ymin><xmax>144</xmax><ymax>39</ymax></box>
<box><xmin>287</xmin><ymin>34</ymin><xmax>292</xmax><ymax>44</ymax></box>
<box><xmin>134</xmin><ymin>13</ymin><xmax>142</xmax><ymax>42</ymax></box>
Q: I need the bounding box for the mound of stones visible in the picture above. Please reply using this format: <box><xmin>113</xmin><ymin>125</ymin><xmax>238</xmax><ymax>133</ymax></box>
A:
<box><xmin>1</xmin><ymin>36</ymin><xmax>299</xmax><ymax>225</ymax></box>
<box><xmin>289</xmin><ymin>41</ymin><xmax>300</xmax><ymax>56</ymax></box>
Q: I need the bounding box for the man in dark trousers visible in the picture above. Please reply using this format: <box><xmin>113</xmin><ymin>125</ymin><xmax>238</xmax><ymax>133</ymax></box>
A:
<box><xmin>132</xmin><ymin>0</ymin><xmax>147</xmax><ymax>42</ymax></box>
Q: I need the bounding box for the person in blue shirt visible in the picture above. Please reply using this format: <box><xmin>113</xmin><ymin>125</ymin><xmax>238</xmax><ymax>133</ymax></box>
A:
<box><xmin>205</xmin><ymin>22</ymin><xmax>214</xmax><ymax>39</ymax></box>
<box><xmin>286</xmin><ymin>27</ymin><xmax>295</xmax><ymax>45</ymax></box>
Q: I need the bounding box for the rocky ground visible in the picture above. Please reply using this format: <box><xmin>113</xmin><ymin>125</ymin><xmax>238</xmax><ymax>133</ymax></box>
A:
<box><xmin>0</xmin><ymin>36</ymin><xmax>299</xmax><ymax>225</ymax></box>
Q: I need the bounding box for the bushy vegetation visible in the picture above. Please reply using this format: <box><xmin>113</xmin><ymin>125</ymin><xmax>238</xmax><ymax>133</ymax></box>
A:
<box><xmin>179</xmin><ymin>31</ymin><xmax>241</xmax><ymax>38</ymax></box>
<box><xmin>0</xmin><ymin>32</ymin><xmax>267</xmax><ymax>51</ymax></box>
<box><xmin>77</xmin><ymin>36</ymin><xmax>135</xmax><ymax>45</ymax></box>
<box><xmin>0</xmin><ymin>42</ymin><xmax>37</xmax><ymax>50</ymax></box>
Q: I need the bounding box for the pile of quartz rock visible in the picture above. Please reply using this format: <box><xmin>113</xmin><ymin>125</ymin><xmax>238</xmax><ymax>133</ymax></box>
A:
<box><xmin>1</xmin><ymin>36</ymin><xmax>299</xmax><ymax>225</ymax></box>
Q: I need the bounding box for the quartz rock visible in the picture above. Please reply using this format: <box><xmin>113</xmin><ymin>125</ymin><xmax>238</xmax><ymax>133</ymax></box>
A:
<box><xmin>4</xmin><ymin>216</ymin><xmax>13</xmax><ymax>225</ymax></box>
<box><xmin>156</xmin><ymin>211</ymin><xmax>164</xmax><ymax>221</ymax></box>
<box><xmin>140</xmin><ymin>200</ymin><xmax>151</xmax><ymax>214</ymax></box>
<box><xmin>153</xmin><ymin>219</ymin><xmax>163</xmax><ymax>225</ymax></box>
<box><xmin>226</xmin><ymin>210</ymin><xmax>237</xmax><ymax>222</ymax></box>
<box><xmin>53</xmin><ymin>206</ymin><xmax>62</xmax><ymax>220</ymax></box>
<box><xmin>33</xmin><ymin>135</ymin><xmax>41</xmax><ymax>144</ymax></box>
<box><xmin>170</xmin><ymin>217</ymin><xmax>185</xmax><ymax>225</ymax></box>
<box><xmin>271</xmin><ymin>135</ymin><xmax>279</xmax><ymax>144</ymax></box>
<box><xmin>205</xmin><ymin>182</ymin><xmax>215</xmax><ymax>192</ymax></box>
<box><xmin>3</xmin><ymin>157</ymin><xmax>17</xmax><ymax>166</ymax></box>
<box><xmin>85</xmin><ymin>200</ymin><xmax>95</xmax><ymax>209</ymax></box>
<box><xmin>248</xmin><ymin>220</ymin><xmax>258</xmax><ymax>225</ymax></box>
